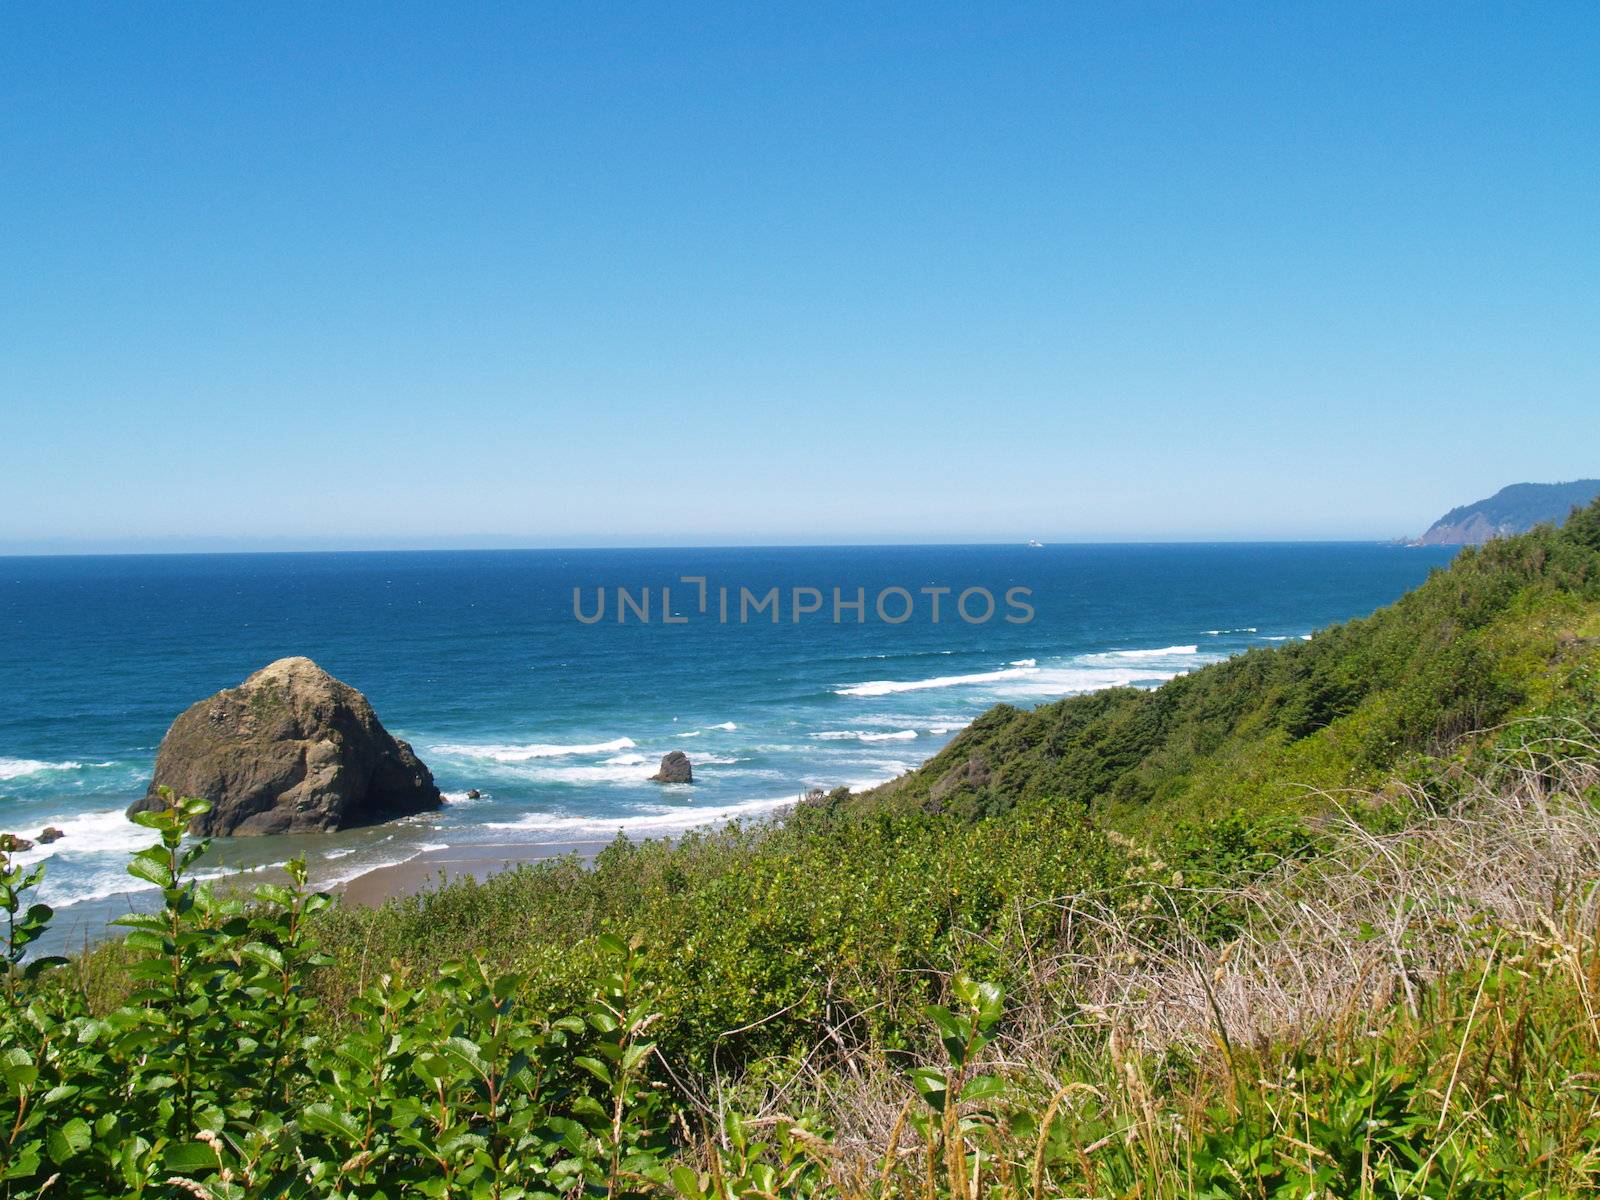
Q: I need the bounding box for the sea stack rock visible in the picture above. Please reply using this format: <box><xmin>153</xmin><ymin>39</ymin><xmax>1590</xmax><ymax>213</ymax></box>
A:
<box><xmin>127</xmin><ymin>656</ymin><xmax>443</xmax><ymax>837</ymax></box>
<box><xmin>649</xmin><ymin>750</ymin><xmax>693</xmax><ymax>784</ymax></box>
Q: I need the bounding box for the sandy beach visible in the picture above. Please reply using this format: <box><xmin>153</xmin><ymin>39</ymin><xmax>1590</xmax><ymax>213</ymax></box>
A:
<box><xmin>333</xmin><ymin>837</ymin><xmax>616</xmax><ymax>905</ymax></box>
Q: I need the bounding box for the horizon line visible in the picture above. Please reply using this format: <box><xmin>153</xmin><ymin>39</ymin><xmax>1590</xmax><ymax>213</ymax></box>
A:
<box><xmin>0</xmin><ymin>534</ymin><xmax>1431</xmax><ymax>559</ymax></box>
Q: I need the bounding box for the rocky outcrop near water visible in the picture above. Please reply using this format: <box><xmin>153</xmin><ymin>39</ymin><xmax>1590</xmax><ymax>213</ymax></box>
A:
<box><xmin>127</xmin><ymin>657</ymin><xmax>443</xmax><ymax>837</ymax></box>
<box><xmin>649</xmin><ymin>751</ymin><xmax>693</xmax><ymax>783</ymax></box>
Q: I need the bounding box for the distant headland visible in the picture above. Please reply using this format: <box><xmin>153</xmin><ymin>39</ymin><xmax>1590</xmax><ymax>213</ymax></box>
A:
<box><xmin>1407</xmin><ymin>479</ymin><xmax>1600</xmax><ymax>546</ymax></box>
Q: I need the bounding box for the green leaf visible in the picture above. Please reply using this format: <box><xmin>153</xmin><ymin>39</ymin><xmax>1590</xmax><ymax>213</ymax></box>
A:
<box><xmin>47</xmin><ymin>1117</ymin><xmax>92</xmax><ymax>1164</ymax></box>
<box><xmin>907</xmin><ymin>1066</ymin><xmax>948</xmax><ymax>1112</ymax></box>
<box><xmin>960</xmin><ymin>1074</ymin><xmax>1006</xmax><ymax>1103</ymax></box>
<box><xmin>301</xmin><ymin>1103</ymin><xmax>366</xmax><ymax>1143</ymax></box>
<box><xmin>126</xmin><ymin>851</ymin><xmax>171</xmax><ymax>888</ymax></box>
<box><xmin>164</xmin><ymin>1140</ymin><xmax>222</xmax><ymax>1173</ymax></box>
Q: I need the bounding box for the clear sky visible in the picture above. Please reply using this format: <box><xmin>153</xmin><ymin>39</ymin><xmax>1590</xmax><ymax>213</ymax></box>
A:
<box><xmin>2</xmin><ymin>3</ymin><xmax>1596</xmax><ymax>551</ymax></box>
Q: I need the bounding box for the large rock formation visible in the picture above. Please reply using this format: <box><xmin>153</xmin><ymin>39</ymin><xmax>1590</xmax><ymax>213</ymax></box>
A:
<box><xmin>649</xmin><ymin>751</ymin><xmax>693</xmax><ymax>783</ymax></box>
<box><xmin>128</xmin><ymin>657</ymin><xmax>443</xmax><ymax>837</ymax></box>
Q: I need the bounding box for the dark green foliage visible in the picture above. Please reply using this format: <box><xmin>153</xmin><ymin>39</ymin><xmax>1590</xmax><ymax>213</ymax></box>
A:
<box><xmin>0</xmin><ymin>790</ymin><xmax>680</xmax><ymax>1198</ymax></box>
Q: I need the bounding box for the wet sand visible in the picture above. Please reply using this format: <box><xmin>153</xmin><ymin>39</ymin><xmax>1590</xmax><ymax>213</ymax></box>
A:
<box><xmin>334</xmin><ymin>838</ymin><xmax>615</xmax><ymax>906</ymax></box>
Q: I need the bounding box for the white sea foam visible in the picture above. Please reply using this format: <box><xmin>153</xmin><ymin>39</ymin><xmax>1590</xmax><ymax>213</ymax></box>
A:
<box><xmin>1008</xmin><ymin>658</ymin><xmax>1038</xmax><ymax>667</ymax></box>
<box><xmin>11</xmin><ymin>807</ymin><xmax>148</xmax><ymax>869</ymax></box>
<box><xmin>835</xmin><ymin>653</ymin><xmax>1203</xmax><ymax>699</ymax></box>
<box><xmin>604</xmin><ymin>753</ymin><xmax>647</xmax><ymax>766</ymax></box>
<box><xmin>984</xmin><ymin>664</ymin><xmax>1191</xmax><ymax>698</ymax></box>
<box><xmin>430</xmin><ymin>737</ymin><xmax>635</xmax><ymax>762</ymax></box>
<box><xmin>485</xmin><ymin>793</ymin><xmax>792</xmax><ymax>838</ymax></box>
<box><xmin>1301</xmin><ymin>634</ymin><xmax>1313</xmax><ymax>640</ymax></box>
<box><xmin>928</xmin><ymin>722</ymin><xmax>971</xmax><ymax>734</ymax></box>
<box><xmin>0</xmin><ymin>757</ymin><xmax>84</xmax><ymax>781</ymax></box>
<box><xmin>840</xmin><ymin>764</ymin><xmax>912</xmax><ymax>790</ymax></box>
<box><xmin>696</xmin><ymin>753</ymin><xmax>742</xmax><ymax>764</ymax></box>
<box><xmin>37</xmin><ymin>849</ymin><xmax>292</xmax><ymax>909</ymax></box>
<box><xmin>1204</xmin><ymin>627</ymin><xmax>1258</xmax><ymax>635</ymax></box>
<box><xmin>1103</xmin><ymin>645</ymin><xmax>1199</xmax><ymax>660</ymax></box>
<box><xmin>708</xmin><ymin>722</ymin><xmax>738</xmax><ymax>731</ymax></box>
<box><xmin>517</xmin><ymin>762</ymin><xmax>667</xmax><ymax>785</ymax></box>
<box><xmin>14</xmin><ymin>803</ymin><xmax>295</xmax><ymax>911</ymax></box>
<box><xmin>811</xmin><ymin>729</ymin><xmax>918</xmax><ymax>743</ymax></box>
<box><xmin>323</xmin><ymin>847</ymin><xmax>357</xmax><ymax>860</ymax></box>
<box><xmin>319</xmin><ymin>846</ymin><xmax>446</xmax><ymax>891</ymax></box>
<box><xmin>836</xmin><ymin>666</ymin><xmax>1039</xmax><ymax>697</ymax></box>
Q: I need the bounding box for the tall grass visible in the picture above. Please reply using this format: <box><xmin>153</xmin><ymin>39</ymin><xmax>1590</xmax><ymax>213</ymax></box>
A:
<box><xmin>759</xmin><ymin>726</ymin><xmax>1600</xmax><ymax>1196</ymax></box>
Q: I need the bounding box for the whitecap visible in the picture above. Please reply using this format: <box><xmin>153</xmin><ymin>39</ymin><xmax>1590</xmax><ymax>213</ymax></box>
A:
<box><xmin>810</xmin><ymin>730</ymin><xmax>918</xmax><ymax>743</ymax></box>
<box><xmin>1008</xmin><ymin>658</ymin><xmax>1038</xmax><ymax>667</ymax></box>
<box><xmin>1102</xmin><ymin>645</ymin><xmax>1198</xmax><ymax>660</ymax></box>
<box><xmin>429</xmin><ymin>737</ymin><xmax>636</xmax><ymax>762</ymax></box>
<box><xmin>514</xmin><ymin>761</ymin><xmax>673</xmax><ymax>785</ymax></box>
<box><xmin>836</xmin><ymin>666</ymin><xmax>1038</xmax><ymax>697</ymax></box>
<box><xmin>485</xmin><ymin>793</ymin><xmax>795</xmax><ymax>838</ymax></box>
<box><xmin>0</xmin><ymin>757</ymin><xmax>84</xmax><ymax>781</ymax></box>
<box><xmin>985</xmin><ymin>664</ymin><xmax>1192</xmax><ymax>698</ymax></box>
<box><xmin>11</xmin><ymin>807</ymin><xmax>148</xmax><ymax>870</ymax></box>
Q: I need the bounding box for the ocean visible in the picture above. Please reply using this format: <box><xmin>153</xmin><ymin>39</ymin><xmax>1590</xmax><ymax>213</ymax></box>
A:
<box><xmin>0</xmin><ymin>543</ymin><xmax>1455</xmax><ymax>937</ymax></box>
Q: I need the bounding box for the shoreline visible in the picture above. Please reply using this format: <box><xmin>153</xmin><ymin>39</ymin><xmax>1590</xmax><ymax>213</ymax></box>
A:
<box><xmin>30</xmin><ymin>834</ymin><xmax>623</xmax><ymax>958</ymax></box>
<box><xmin>332</xmin><ymin>837</ymin><xmax>616</xmax><ymax>905</ymax></box>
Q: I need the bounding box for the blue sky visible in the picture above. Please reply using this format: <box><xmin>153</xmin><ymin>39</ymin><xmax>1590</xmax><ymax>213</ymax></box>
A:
<box><xmin>2</xmin><ymin>3</ymin><xmax>1596</xmax><ymax>550</ymax></box>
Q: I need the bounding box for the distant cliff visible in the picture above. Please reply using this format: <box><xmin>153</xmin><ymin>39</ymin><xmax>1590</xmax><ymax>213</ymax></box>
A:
<box><xmin>1412</xmin><ymin>480</ymin><xmax>1600</xmax><ymax>546</ymax></box>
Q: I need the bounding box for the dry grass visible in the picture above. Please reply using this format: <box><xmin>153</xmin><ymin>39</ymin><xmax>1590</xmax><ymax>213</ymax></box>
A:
<box><xmin>721</xmin><ymin>726</ymin><xmax>1600</xmax><ymax>1195</ymax></box>
<box><xmin>1040</xmin><ymin>728</ymin><xmax>1600</xmax><ymax>1060</ymax></box>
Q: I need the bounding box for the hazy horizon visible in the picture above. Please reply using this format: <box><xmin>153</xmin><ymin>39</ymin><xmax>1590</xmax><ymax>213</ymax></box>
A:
<box><xmin>0</xmin><ymin>527</ymin><xmax>1469</xmax><ymax>558</ymax></box>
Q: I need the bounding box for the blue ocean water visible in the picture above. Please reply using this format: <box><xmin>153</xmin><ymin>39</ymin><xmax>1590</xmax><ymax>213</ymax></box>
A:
<box><xmin>0</xmin><ymin>543</ymin><xmax>1455</xmax><ymax>920</ymax></box>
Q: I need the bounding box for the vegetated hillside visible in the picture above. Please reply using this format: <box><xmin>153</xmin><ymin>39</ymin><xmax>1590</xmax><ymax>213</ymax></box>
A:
<box><xmin>862</xmin><ymin>498</ymin><xmax>1600</xmax><ymax>825</ymax></box>
<box><xmin>1413</xmin><ymin>478</ymin><xmax>1600</xmax><ymax>545</ymax></box>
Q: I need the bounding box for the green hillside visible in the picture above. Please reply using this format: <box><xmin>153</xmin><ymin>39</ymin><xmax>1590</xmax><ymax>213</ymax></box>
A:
<box><xmin>861</xmin><ymin>497</ymin><xmax>1600</xmax><ymax>825</ymax></box>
